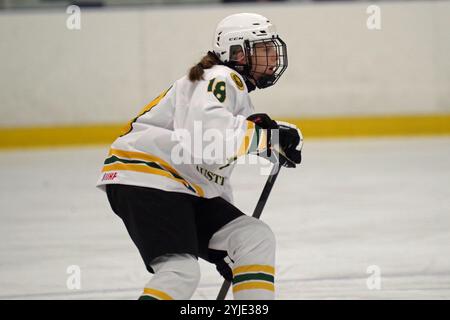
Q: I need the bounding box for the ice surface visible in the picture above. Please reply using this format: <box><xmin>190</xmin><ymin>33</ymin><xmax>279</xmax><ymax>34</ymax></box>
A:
<box><xmin>0</xmin><ymin>137</ymin><xmax>449</xmax><ymax>299</ymax></box>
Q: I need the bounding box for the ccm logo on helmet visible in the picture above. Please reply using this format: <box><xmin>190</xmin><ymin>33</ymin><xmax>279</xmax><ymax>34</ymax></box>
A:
<box><xmin>229</xmin><ymin>36</ymin><xmax>244</xmax><ymax>41</ymax></box>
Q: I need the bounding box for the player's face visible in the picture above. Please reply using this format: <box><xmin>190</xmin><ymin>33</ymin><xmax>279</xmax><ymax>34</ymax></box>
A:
<box><xmin>231</xmin><ymin>39</ymin><xmax>286</xmax><ymax>87</ymax></box>
<box><xmin>250</xmin><ymin>42</ymin><xmax>278</xmax><ymax>80</ymax></box>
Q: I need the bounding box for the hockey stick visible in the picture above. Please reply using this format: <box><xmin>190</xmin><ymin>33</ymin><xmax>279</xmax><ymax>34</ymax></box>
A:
<box><xmin>216</xmin><ymin>163</ymin><xmax>282</xmax><ymax>300</ymax></box>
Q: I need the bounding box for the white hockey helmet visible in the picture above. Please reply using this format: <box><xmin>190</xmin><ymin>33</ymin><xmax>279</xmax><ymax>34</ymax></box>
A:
<box><xmin>212</xmin><ymin>13</ymin><xmax>288</xmax><ymax>89</ymax></box>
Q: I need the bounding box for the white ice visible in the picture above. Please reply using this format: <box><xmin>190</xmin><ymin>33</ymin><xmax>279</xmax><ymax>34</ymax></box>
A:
<box><xmin>0</xmin><ymin>137</ymin><xmax>449</xmax><ymax>299</ymax></box>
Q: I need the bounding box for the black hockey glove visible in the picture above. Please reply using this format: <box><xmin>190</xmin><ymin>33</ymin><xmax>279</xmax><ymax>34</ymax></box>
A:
<box><xmin>247</xmin><ymin>113</ymin><xmax>279</xmax><ymax>130</ymax></box>
<box><xmin>276</xmin><ymin>121</ymin><xmax>303</xmax><ymax>168</ymax></box>
<box><xmin>247</xmin><ymin>114</ymin><xmax>303</xmax><ymax>168</ymax></box>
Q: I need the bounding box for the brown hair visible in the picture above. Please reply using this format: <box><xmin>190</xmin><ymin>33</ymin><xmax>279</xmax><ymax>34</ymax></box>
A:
<box><xmin>188</xmin><ymin>51</ymin><xmax>221</xmax><ymax>82</ymax></box>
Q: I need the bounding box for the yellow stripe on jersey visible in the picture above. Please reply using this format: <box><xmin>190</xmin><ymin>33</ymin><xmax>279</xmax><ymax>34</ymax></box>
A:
<box><xmin>232</xmin><ymin>281</ymin><xmax>275</xmax><ymax>293</ymax></box>
<box><xmin>142</xmin><ymin>288</ymin><xmax>174</xmax><ymax>300</ymax></box>
<box><xmin>257</xmin><ymin>129</ymin><xmax>268</xmax><ymax>151</ymax></box>
<box><xmin>236</xmin><ymin>121</ymin><xmax>256</xmax><ymax>157</ymax></box>
<box><xmin>104</xmin><ymin>148</ymin><xmax>205</xmax><ymax>197</ymax></box>
<box><xmin>120</xmin><ymin>87</ymin><xmax>171</xmax><ymax>137</ymax></box>
<box><xmin>108</xmin><ymin>148</ymin><xmax>179</xmax><ymax>177</ymax></box>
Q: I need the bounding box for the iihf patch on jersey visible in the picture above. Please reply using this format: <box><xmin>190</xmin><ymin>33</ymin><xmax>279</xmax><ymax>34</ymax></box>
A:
<box><xmin>230</xmin><ymin>72</ymin><xmax>244</xmax><ymax>91</ymax></box>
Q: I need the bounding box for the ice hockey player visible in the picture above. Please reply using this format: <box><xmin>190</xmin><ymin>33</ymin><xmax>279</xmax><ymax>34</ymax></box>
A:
<box><xmin>97</xmin><ymin>13</ymin><xmax>303</xmax><ymax>300</ymax></box>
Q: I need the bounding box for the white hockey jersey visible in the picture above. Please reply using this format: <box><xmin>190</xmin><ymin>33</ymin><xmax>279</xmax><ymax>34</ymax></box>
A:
<box><xmin>96</xmin><ymin>65</ymin><xmax>268</xmax><ymax>203</ymax></box>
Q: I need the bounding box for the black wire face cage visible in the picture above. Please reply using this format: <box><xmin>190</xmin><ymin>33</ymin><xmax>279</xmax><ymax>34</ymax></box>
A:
<box><xmin>244</xmin><ymin>37</ymin><xmax>288</xmax><ymax>89</ymax></box>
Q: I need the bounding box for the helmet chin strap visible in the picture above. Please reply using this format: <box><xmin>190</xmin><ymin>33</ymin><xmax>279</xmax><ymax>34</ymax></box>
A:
<box><xmin>244</xmin><ymin>71</ymin><xmax>277</xmax><ymax>90</ymax></box>
<box><xmin>254</xmin><ymin>74</ymin><xmax>277</xmax><ymax>89</ymax></box>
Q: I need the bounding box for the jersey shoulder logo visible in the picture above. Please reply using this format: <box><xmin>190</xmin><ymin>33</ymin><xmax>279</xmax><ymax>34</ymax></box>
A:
<box><xmin>230</xmin><ymin>72</ymin><xmax>244</xmax><ymax>91</ymax></box>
